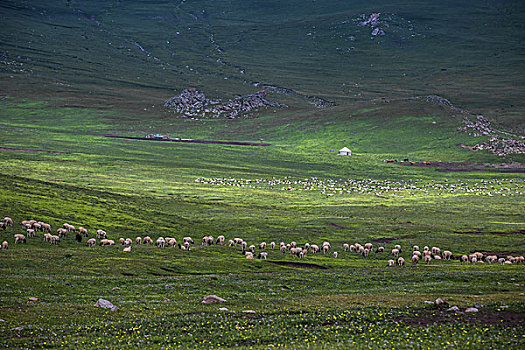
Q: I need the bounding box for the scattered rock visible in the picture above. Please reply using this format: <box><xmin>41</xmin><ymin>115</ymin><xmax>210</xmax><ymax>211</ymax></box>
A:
<box><xmin>423</xmin><ymin>300</ymin><xmax>434</xmax><ymax>304</ymax></box>
<box><xmin>242</xmin><ymin>310</ymin><xmax>256</xmax><ymax>314</ymax></box>
<box><xmin>94</xmin><ymin>298</ymin><xmax>116</xmax><ymax>309</ymax></box>
<box><xmin>447</xmin><ymin>306</ymin><xmax>460</xmax><ymax>312</ymax></box>
<box><xmin>165</xmin><ymin>285</ymin><xmax>174</xmax><ymax>289</ymax></box>
<box><xmin>112</xmin><ymin>287</ymin><xmax>120</xmax><ymax>291</ymax></box>
<box><xmin>28</xmin><ymin>297</ymin><xmax>38</xmax><ymax>302</ymax></box>
<box><xmin>465</xmin><ymin>308</ymin><xmax>479</xmax><ymax>313</ymax></box>
<box><xmin>202</xmin><ymin>295</ymin><xmax>227</xmax><ymax>304</ymax></box>
<box><xmin>435</xmin><ymin>298</ymin><xmax>444</xmax><ymax>305</ymax></box>
<box><xmin>164</xmin><ymin>88</ymin><xmax>287</xmax><ymax>119</ymax></box>
<box><xmin>10</xmin><ymin>327</ymin><xmax>23</xmax><ymax>331</ymax></box>
<box><xmin>110</xmin><ymin>306</ymin><xmax>119</xmax><ymax>312</ymax></box>
<box><xmin>0</xmin><ymin>319</ymin><xmax>6</xmax><ymax>322</ymax></box>
<box><xmin>219</xmin><ymin>307</ymin><xmax>229</xmax><ymax>311</ymax></box>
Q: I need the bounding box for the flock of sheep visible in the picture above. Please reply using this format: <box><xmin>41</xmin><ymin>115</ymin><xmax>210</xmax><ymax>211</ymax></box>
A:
<box><xmin>1</xmin><ymin>216</ymin><xmax>524</xmax><ymax>266</ymax></box>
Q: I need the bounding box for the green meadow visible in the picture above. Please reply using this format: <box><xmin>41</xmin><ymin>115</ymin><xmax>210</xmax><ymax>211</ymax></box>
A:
<box><xmin>1</xmin><ymin>0</ymin><xmax>524</xmax><ymax>348</ymax></box>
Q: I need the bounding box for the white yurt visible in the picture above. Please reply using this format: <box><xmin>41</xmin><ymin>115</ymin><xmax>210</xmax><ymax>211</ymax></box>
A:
<box><xmin>338</xmin><ymin>147</ymin><xmax>352</xmax><ymax>156</ymax></box>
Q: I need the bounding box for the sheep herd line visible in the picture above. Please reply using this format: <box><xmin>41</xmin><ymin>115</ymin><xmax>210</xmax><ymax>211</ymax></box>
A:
<box><xmin>1</xmin><ymin>217</ymin><xmax>524</xmax><ymax>267</ymax></box>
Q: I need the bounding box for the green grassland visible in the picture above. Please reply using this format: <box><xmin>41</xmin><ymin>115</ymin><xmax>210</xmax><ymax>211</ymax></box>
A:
<box><xmin>1</xmin><ymin>0</ymin><xmax>525</xmax><ymax>348</ymax></box>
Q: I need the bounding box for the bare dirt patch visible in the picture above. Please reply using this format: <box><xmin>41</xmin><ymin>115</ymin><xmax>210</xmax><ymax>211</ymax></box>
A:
<box><xmin>398</xmin><ymin>308</ymin><xmax>525</xmax><ymax>326</ymax></box>
<box><xmin>400</xmin><ymin>161</ymin><xmax>525</xmax><ymax>173</ymax></box>
<box><xmin>79</xmin><ymin>133</ymin><xmax>271</xmax><ymax>146</ymax></box>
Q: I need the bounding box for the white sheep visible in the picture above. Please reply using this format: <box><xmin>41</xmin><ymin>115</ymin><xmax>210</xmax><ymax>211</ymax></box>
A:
<box><xmin>333</xmin><ymin>251</ymin><xmax>338</xmax><ymax>258</ymax></box>
<box><xmin>443</xmin><ymin>250</ymin><xmax>452</xmax><ymax>260</ymax></box>
<box><xmin>376</xmin><ymin>246</ymin><xmax>384</xmax><ymax>253</ymax></box>
<box><xmin>86</xmin><ymin>238</ymin><xmax>96</xmax><ymax>247</ymax></box>
<box><xmin>183</xmin><ymin>237</ymin><xmax>194</xmax><ymax>244</ymax></box>
<box><xmin>350</xmin><ymin>244</ymin><xmax>356</xmax><ymax>252</ymax></box>
<box><xmin>57</xmin><ymin>228</ymin><xmax>68</xmax><ymax>237</ymax></box>
<box><xmin>391</xmin><ymin>248</ymin><xmax>399</xmax><ymax>257</ymax></box>
<box><xmin>413</xmin><ymin>251</ymin><xmax>422</xmax><ymax>258</ymax></box>
<box><xmin>298</xmin><ymin>251</ymin><xmax>305</xmax><ymax>259</ymax></box>
<box><xmin>270</xmin><ymin>242</ymin><xmax>276</xmax><ymax>249</ymax></box>
<box><xmin>323</xmin><ymin>244</ymin><xmax>330</xmax><ymax>254</ymax></box>
<box><xmin>259</xmin><ymin>242</ymin><xmax>267</xmax><ymax>250</ymax></box>
<box><xmin>245</xmin><ymin>252</ymin><xmax>254</xmax><ymax>259</ymax></box>
<box><xmin>216</xmin><ymin>235</ymin><xmax>225</xmax><ymax>245</ymax></box>
<box><xmin>304</xmin><ymin>243</ymin><xmax>310</xmax><ymax>251</ymax></box>
<box><xmin>460</xmin><ymin>255</ymin><xmax>469</xmax><ymax>263</ymax></box>
<box><xmin>14</xmin><ymin>234</ymin><xmax>26</xmax><ymax>244</ymax></box>
<box><xmin>96</xmin><ymin>229</ymin><xmax>107</xmax><ymax>239</ymax></box>
<box><xmin>343</xmin><ymin>243</ymin><xmax>349</xmax><ymax>252</ymax></box>
<box><xmin>3</xmin><ymin>217</ymin><xmax>13</xmax><ymax>226</ymax></box>
<box><xmin>290</xmin><ymin>241</ymin><xmax>297</xmax><ymax>248</ymax></box>
<box><xmin>413</xmin><ymin>245</ymin><xmax>419</xmax><ymax>252</ymax></box>
<box><xmin>394</xmin><ymin>244</ymin><xmax>401</xmax><ymax>252</ymax></box>
<box><xmin>387</xmin><ymin>259</ymin><xmax>395</xmax><ymax>267</ymax></box>
<box><xmin>156</xmin><ymin>237</ymin><xmax>166</xmax><ymax>248</ymax></box>
<box><xmin>143</xmin><ymin>236</ymin><xmax>153</xmax><ymax>245</ymax></box>
<box><xmin>364</xmin><ymin>243</ymin><xmax>373</xmax><ymax>251</ymax></box>
<box><xmin>228</xmin><ymin>239</ymin><xmax>235</xmax><ymax>247</ymax></box>
<box><xmin>78</xmin><ymin>227</ymin><xmax>88</xmax><ymax>236</ymax></box>
<box><xmin>50</xmin><ymin>235</ymin><xmax>60</xmax><ymax>244</ymax></box>
<box><xmin>310</xmin><ymin>244</ymin><xmax>319</xmax><ymax>254</ymax></box>
<box><xmin>412</xmin><ymin>255</ymin><xmax>419</xmax><ymax>265</ymax></box>
<box><xmin>166</xmin><ymin>237</ymin><xmax>177</xmax><ymax>247</ymax></box>
<box><xmin>248</xmin><ymin>245</ymin><xmax>256</xmax><ymax>253</ymax></box>
<box><xmin>2</xmin><ymin>241</ymin><xmax>8</xmax><ymax>249</ymax></box>
<box><xmin>26</xmin><ymin>228</ymin><xmax>35</xmax><ymax>237</ymax></box>
<box><xmin>125</xmin><ymin>238</ymin><xmax>133</xmax><ymax>246</ymax></box>
<box><xmin>258</xmin><ymin>252</ymin><xmax>268</xmax><ymax>259</ymax></box>
<box><xmin>431</xmin><ymin>247</ymin><xmax>441</xmax><ymax>256</ymax></box>
<box><xmin>123</xmin><ymin>246</ymin><xmax>132</xmax><ymax>252</ymax></box>
<box><xmin>280</xmin><ymin>245</ymin><xmax>286</xmax><ymax>254</ymax></box>
<box><xmin>136</xmin><ymin>237</ymin><xmax>142</xmax><ymax>245</ymax></box>
<box><xmin>424</xmin><ymin>255</ymin><xmax>432</xmax><ymax>264</ymax></box>
<box><xmin>397</xmin><ymin>257</ymin><xmax>405</xmax><ymax>266</ymax></box>
<box><xmin>119</xmin><ymin>238</ymin><xmax>125</xmax><ymax>245</ymax></box>
<box><xmin>363</xmin><ymin>248</ymin><xmax>370</xmax><ymax>257</ymax></box>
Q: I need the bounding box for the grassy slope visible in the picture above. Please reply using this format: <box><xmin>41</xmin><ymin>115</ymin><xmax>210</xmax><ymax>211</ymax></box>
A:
<box><xmin>0</xmin><ymin>0</ymin><xmax>524</xmax><ymax>348</ymax></box>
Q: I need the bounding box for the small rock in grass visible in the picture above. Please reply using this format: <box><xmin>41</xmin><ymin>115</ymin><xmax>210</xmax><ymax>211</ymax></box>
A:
<box><xmin>219</xmin><ymin>307</ymin><xmax>229</xmax><ymax>311</ymax></box>
<box><xmin>202</xmin><ymin>295</ymin><xmax>226</xmax><ymax>304</ymax></box>
<box><xmin>165</xmin><ymin>285</ymin><xmax>174</xmax><ymax>289</ymax></box>
<box><xmin>112</xmin><ymin>287</ymin><xmax>120</xmax><ymax>291</ymax></box>
<box><xmin>10</xmin><ymin>327</ymin><xmax>23</xmax><ymax>331</ymax></box>
<box><xmin>94</xmin><ymin>298</ymin><xmax>116</xmax><ymax>309</ymax></box>
<box><xmin>0</xmin><ymin>319</ymin><xmax>5</xmax><ymax>322</ymax></box>
<box><xmin>500</xmin><ymin>305</ymin><xmax>509</xmax><ymax>309</ymax></box>
<box><xmin>474</xmin><ymin>304</ymin><xmax>484</xmax><ymax>308</ymax></box>
<box><xmin>242</xmin><ymin>310</ymin><xmax>256</xmax><ymax>314</ymax></box>
<box><xmin>435</xmin><ymin>298</ymin><xmax>444</xmax><ymax>305</ymax></box>
<box><xmin>447</xmin><ymin>306</ymin><xmax>460</xmax><ymax>312</ymax></box>
<box><xmin>465</xmin><ymin>308</ymin><xmax>479</xmax><ymax>313</ymax></box>
<box><xmin>423</xmin><ymin>300</ymin><xmax>434</xmax><ymax>304</ymax></box>
<box><xmin>519</xmin><ymin>293</ymin><xmax>524</xmax><ymax>296</ymax></box>
<box><xmin>110</xmin><ymin>306</ymin><xmax>119</xmax><ymax>312</ymax></box>
<box><xmin>28</xmin><ymin>297</ymin><xmax>38</xmax><ymax>302</ymax></box>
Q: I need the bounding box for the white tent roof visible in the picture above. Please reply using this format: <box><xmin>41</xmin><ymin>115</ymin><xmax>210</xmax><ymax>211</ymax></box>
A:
<box><xmin>339</xmin><ymin>147</ymin><xmax>351</xmax><ymax>152</ymax></box>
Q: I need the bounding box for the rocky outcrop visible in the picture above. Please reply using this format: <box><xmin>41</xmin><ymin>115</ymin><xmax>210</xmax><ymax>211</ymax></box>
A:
<box><xmin>164</xmin><ymin>88</ymin><xmax>287</xmax><ymax>119</ymax></box>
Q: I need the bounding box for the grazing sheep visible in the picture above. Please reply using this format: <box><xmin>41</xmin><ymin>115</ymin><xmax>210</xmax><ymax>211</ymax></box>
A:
<box><xmin>280</xmin><ymin>245</ymin><xmax>286</xmax><ymax>254</ymax></box>
<box><xmin>228</xmin><ymin>239</ymin><xmax>235</xmax><ymax>247</ymax></box>
<box><xmin>323</xmin><ymin>241</ymin><xmax>331</xmax><ymax>249</ymax></box>
<box><xmin>413</xmin><ymin>251</ymin><xmax>422</xmax><ymax>258</ymax></box>
<box><xmin>423</xmin><ymin>246</ymin><xmax>429</xmax><ymax>252</ymax></box>
<box><xmin>86</xmin><ymin>238</ymin><xmax>96</xmax><ymax>247</ymax></box>
<box><xmin>0</xmin><ymin>222</ymin><xmax>5</xmax><ymax>230</ymax></box>
<box><xmin>96</xmin><ymin>230</ymin><xmax>107</xmax><ymax>239</ymax></box>
<box><xmin>33</xmin><ymin>222</ymin><xmax>42</xmax><ymax>231</ymax></box>
<box><xmin>470</xmin><ymin>256</ymin><xmax>477</xmax><ymax>265</ymax></box>
<box><xmin>136</xmin><ymin>237</ymin><xmax>142</xmax><ymax>245</ymax></box>
<box><xmin>432</xmin><ymin>247</ymin><xmax>441</xmax><ymax>256</ymax></box>
<box><xmin>99</xmin><ymin>239</ymin><xmax>115</xmax><ymax>246</ymax></box>
<box><xmin>413</xmin><ymin>245</ymin><xmax>419</xmax><ymax>252</ymax></box>
<box><xmin>298</xmin><ymin>251</ymin><xmax>305</xmax><ymax>259</ymax></box>
<box><xmin>434</xmin><ymin>255</ymin><xmax>442</xmax><ymax>260</ymax></box>
<box><xmin>245</xmin><ymin>252</ymin><xmax>254</xmax><ymax>259</ymax></box>
<box><xmin>183</xmin><ymin>241</ymin><xmax>190</xmax><ymax>250</ymax></box>
<box><xmin>183</xmin><ymin>237</ymin><xmax>194</xmax><ymax>245</ymax></box>
<box><xmin>270</xmin><ymin>242</ymin><xmax>276</xmax><ymax>250</ymax></box>
<box><xmin>2</xmin><ymin>241</ymin><xmax>8</xmax><ymax>249</ymax></box>
<box><xmin>3</xmin><ymin>217</ymin><xmax>13</xmax><ymax>226</ymax></box>
<box><xmin>497</xmin><ymin>257</ymin><xmax>505</xmax><ymax>264</ymax></box>
<box><xmin>473</xmin><ymin>252</ymin><xmax>483</xmax><ymax>260</ymax></box>
<box><xmin>364</xmin><ymin>243</ymin><xmax>373</xmax><ymax>251</ymax></box>
<box><xmin>259</xmin><ymin>242</ymin><xmax>267</xmax><ymax>250</ymax></box>
<box><xmin>248</xmin><ymin>245</ymin><xmax>256</xmax><ymax>253</ymax></box>
<box><xmin>119</xmin><ymin>238</ymin><xmax>125</xmax><ymax>245</ymax></box>
<box><xmin>387</xmin><ymin>259</ymin><xmax>395</xmax><ymax>267</ymax></box>
<box><xmin>125</xmin><ymin>238</ymin><xmax>133</xmax><ymax>246</ymax></box>
<box><xmin>424</xmin><ymin>255</ymin><xmax>432</xmax><ymax>264</ymax></box>
<box><xmin>241</xmin><ymin>241</ymin><xmax>247</xmax><ymax>251</ymax></box>
<box><xmin>26</xmin><ymin>228</ymin><xmax>35</xmax><ymax>237</ymax></box>
<box><xmin>376</xmin><ymin>246</ymin><xmax>384</xmax><ymax>253</ymax></box>
<box><xmin>350</xmin><ymin>244</ymin><xmax>356</xmax><ymax>252</ymax></box>
<box><xmin>304</xmin><ymin>243</ymin><xmax>311</xmax><ymax>251</ymax></box>
<box><xmin>42</xmin><ymin>223</ymin><xmax>51</xmax><ymax>232</ymax></box>
<box><xmin>443</xmin><ymin>250</ymin><xmax>452</xmax><ymax>260</ymax></box>
<box><xmin>43</xmin><ymin>233</ymin><xmax>52</xmax><ymax>242</ymax></box>
<box><xmin>394</xmin><ymin>244</ymin><xmax>401</xmax><ymax>252</ymax></box>
<box><xmin>310</xmin><ymin>244</ymin><xmax>319</xmax><ymax>254</ymax></box>
<box><xmin>143</xmin><ymin>236</ymin><xmax>153</xmax><ymax>245</ymax></box>
<box><xmin>397</xmin><ymin>257</ymin><xmax>405</xmax><ymax>266</ymax></box>
<box><xmin>290</xmin><ymin>247</ymin><xmax>299</xmax><ymax>256</ymax></box>
<box><xmin>50</xmin><ymin>235</ymin><xmax>60</xmax><ymax>244</ymax></box>
<box><xmin>78</xmin><ymin>227</ymin><xmax>88</xmax><ymax>236</ymax></box>
<box><xmin>202</xmin><ymin>235</ymin><xmax>211</xmax><ymax>245</ymax></box>
<box><xmin>234</xmin><ymin>238</ymin><xmax>243</xmax><ymax>245</ymax></box>
<box><xmin>363</xmin><ymin>248</ymin><xmax>370</xmax><ymax>257</ymax></box>
<box><xmin>333</xmin><ymin>251</ymin><xmax>338</xmax><ymax>259</ymax></box>
<box><xmin>216</xmin><ymin>235</ymin><xmax>225</xmax><ymax>245</ymax></box>
<box><xmin>391</xmin><ymin>248</ymin><xmax>399</xmax><ymax>257</ymax></box>
<box><xmin>14</xmin><ymin>234</ymin><xmax>26</xmax><ymax>244</ymax></box>
<box><xmin>412</xmin><ymin>255</ymin><xmax>419</xmax><ymax>265</ymax></box>
<box><xmin>460</xmin><ymin>255</ymin><xmax>469</xmax><ymax>263</ymax></box>
<box><xmin>343</xmin><ymin>243</ymin><xmax>349</xmax><ymax>252</ymax></box>
<box><xmin>123</xmin><ymin>246</ymin><xmax>132</xmax><ymax>252</ymax></box>
<box><xmin>323</xmin><ymin>244</ymin><xmax>330</xmax><ymax>254</ymax></box>
<box><xmin>423</xmin><ymin>250</ymin><xmax>432</xmax><ymax>256</ymax></box>
<box><xmin>290</xmin><ymin>241</ymin><xmax>297</xmax><ymax>248</ymax></box>
<box><xmin>165</xmin><ymin>237</ymin><xmax>176</xmax><ymax>247</ymax></box>
<box><xmin>258</xmin><ymin>252</ymin><xmax>268</xmax><ymax>260</ymax></box>
<box><xmin>156</xmin><ymin>237</ymin><xmax>166</xmax><ymax>248</ymax></box>
<box><xmin>57</xmin><ymin>228</ymin><xmax>68</xmax><ymax>237</ymax></box>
